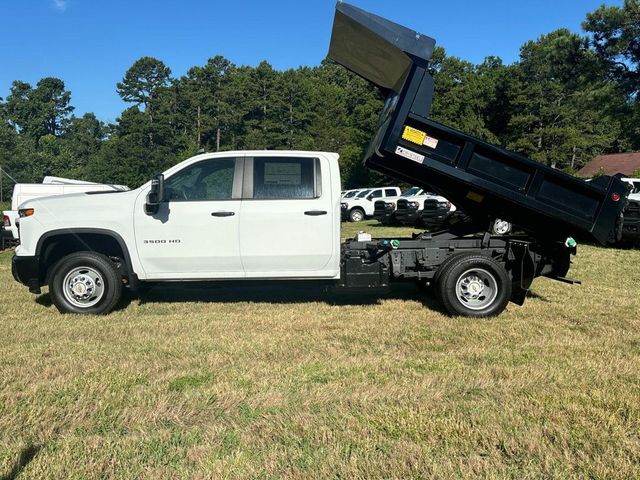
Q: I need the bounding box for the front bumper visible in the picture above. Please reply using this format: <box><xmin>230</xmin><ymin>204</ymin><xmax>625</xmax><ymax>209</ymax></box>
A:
<box><xmin>12</xmin><ymin>254</ymin><xmax>41</xmax><ymax>294</ymax></box>
<box><xmin>341</xmin><ymin>205</ymin><xmax>349</xmax><ymax>221</ymax></box>
<box><xmin>1</xmin><ymin>227</ymin><xmax>13</xmax><ymax>242</ymax></box>
<box><xmin>373</xmin><ymin>205</ymin><xmax>396</xmax><ymax>224</ymax></box>
<box><xmin>622</xmin><ymin>220</ymin><xmax>640</xmax><ymax>241</ymax></box>
<box><xmin>395</xmin><ymin>207</ymin><xmax>421</xmax><ymax>225</ymax></box>
<box><xmin>422</xmin><ymin>205</ymin><xmax>451</xmax><ymax>228</ymax></box>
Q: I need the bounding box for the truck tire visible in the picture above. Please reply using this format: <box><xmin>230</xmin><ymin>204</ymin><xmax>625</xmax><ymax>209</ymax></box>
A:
<box><xmin>436</xmin><ymin>254</ymin><xmax>511</xmax><ymax>318</ymax></box>
<box><xmin>349</xmin><ymin>208</ymin><xmax>365</xmax><ymax>222</ymax></box>
<box><xmin>49</xmin><ymin>252</ymin><xmax>123</xmax><ymax>315</ymax></box>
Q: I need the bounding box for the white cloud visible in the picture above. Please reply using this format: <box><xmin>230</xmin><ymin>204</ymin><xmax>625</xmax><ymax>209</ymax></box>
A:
<box><xmin>53</xmin><ymin>0</ymin><xmax>67</xmax><ymax>12</ymax></box>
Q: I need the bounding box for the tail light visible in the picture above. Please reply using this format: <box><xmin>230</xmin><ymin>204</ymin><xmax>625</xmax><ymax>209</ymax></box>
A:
<box><xmin>2</xmin><ymin>214</ymin><xmax>9</xmax><ymax>227</ymax></box>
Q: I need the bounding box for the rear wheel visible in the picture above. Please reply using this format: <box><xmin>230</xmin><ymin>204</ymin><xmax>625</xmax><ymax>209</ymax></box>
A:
<box><xmin>49</xmin><ymin>252</ymin><xmax>123</xmax><ymax>315</ymax></box>
<box><xmin>436</xmin><ymin>254</ymin><xmax>511</xmax><ymax>317</ymax></box>
<box><xmin>349</xmin><ymin>208</ymin><xmax>365</xmax><ymax>222</ymax></box>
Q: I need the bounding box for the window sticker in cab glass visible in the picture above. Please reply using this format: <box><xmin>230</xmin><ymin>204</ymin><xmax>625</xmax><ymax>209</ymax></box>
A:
<box><xmin>264</xmin><ymin>162</ymin><xmax>302</xmax><ymax>186</ymax></box>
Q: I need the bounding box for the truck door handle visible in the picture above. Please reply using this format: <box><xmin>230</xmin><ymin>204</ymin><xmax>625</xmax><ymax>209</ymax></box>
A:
<box><xmin>304</xmin><ymin>210</ymin><xmax>327</xmax><ymax>216</ymax></box>
<box><xmin>211</xmin><ymin>211</ymin><xmax>235</xmax><ymax>217</ymax></box>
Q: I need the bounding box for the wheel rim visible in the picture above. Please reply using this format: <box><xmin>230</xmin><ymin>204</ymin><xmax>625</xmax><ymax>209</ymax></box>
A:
<box><xmin>351</xmin><ymin>210</ymin><xmax>363</xmax><ymax>221</ymax></box>
<box><xmin>455</xmin><ymin>268</ymin><xmax>498</xmax><ymax>311</ymax></box>
<box><xmin>494</xmin><ymin>220</ymin><xmax>510</xmax><ymax>235</ymax></box>
<box><xmin>62</xmin><ymin>266</ymin><xmax>106</xmax><ymax>308</ymax></box>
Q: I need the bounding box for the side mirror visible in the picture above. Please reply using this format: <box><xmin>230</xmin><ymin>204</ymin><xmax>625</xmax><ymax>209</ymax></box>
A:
<box><xmin>367</xmin><ymin>195</ymin><xmax>373</xmax><ymax>201</ymax></box>
<box><xmin>145</xmin><ymin>174</ymin><xmax>165</xmax><ymax>216</ymax></box>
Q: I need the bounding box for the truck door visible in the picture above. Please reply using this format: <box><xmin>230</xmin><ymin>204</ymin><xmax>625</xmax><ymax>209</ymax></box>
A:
<box><xmin>133</xmin><ymin>156</ymin><xmax>244</xmax><ymax>279</ymax></box>
<box><xmin>239</xmin><ymin>154</ymin><xmax>338</xmax><ymax>277</ymax></box>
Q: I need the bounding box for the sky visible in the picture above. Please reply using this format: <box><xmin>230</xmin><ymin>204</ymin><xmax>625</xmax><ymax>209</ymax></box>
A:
<box><xmin>0</xmin><ymin>0</ymin><xmax>623</xmax><ymax>122</ymax></box>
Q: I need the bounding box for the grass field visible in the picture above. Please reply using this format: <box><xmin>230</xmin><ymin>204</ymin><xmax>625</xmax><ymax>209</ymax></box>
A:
<box><xmin>1</xmin><ymin>220</ymin><xmax>639</xmax><ymax>479</ymax></box>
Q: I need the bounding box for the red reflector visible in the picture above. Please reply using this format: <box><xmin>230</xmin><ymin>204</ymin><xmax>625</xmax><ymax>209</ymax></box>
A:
<box><xmin>2</xmin><ymin>215</ymin><xmax>9</xmax><ymax>227</ymax></box>
<box><xmin>612</xmin><ymin>193</ymin><xmax>620</xmax><ymax>202</ymax></box>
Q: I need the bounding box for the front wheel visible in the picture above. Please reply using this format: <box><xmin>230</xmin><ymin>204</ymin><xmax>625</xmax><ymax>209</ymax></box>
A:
<box><xmin>49</xmin><ymin>252</ymin><xmax>123</xmax><ymax>315</ymax></box>
<box><xmin>349</xmin><ymin>208</ymin><xmax>365</xmax><ymax>222</ymax></box>
<box><xmin>436</xmin><ymin>254</ymin><xmax>511</xmax><ymax>317</ymax></box>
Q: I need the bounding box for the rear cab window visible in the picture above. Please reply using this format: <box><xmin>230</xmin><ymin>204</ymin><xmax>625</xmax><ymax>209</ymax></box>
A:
<box><xmin>250</xmin><ymin>157</ymin><xmax>321</xmax><ymax>199</ymax></box>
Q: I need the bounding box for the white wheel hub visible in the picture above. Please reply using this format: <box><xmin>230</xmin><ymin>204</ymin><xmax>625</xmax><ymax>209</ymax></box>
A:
<box><xmin>63</xmin><ymin>266</ymin><xmax>106</xmax><ymax>308</ymax></box>
<box><xmin>455</xmin><ymin>268</ymin><xmax>498</xmax><ymax>311</ymax></box>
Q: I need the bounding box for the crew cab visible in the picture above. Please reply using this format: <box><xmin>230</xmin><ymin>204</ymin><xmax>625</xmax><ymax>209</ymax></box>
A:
<box><xmin>341</xmin><ymin>186</ymin><xmax>401</xmax><ymax>222</ymax></box>
<box><xmin>13</xmin><ymin>151</ymin><xmax>343</xmax><ymax>314</ymax></box>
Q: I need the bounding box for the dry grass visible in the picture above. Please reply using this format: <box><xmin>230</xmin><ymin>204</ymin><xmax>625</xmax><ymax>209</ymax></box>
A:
<box><xmin>0</xmin><ymin>220</ymin><xmax>639</xmax><ymax>479</ymax></box>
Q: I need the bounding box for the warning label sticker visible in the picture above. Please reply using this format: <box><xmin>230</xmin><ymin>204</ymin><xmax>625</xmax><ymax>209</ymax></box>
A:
<box><xmin>395</xmin><ymin>146</ymin><xmax>425</xmax><ymax>164</ymax></box>
<box><xmin>423</xmin><ymin>136</ymin><xmax>439</xmax><ymax>149</ymax></box>
<box><xmin>402</xmin><ymin>126</ymin><xmax>427</xmax><ymax>145</ymax></box>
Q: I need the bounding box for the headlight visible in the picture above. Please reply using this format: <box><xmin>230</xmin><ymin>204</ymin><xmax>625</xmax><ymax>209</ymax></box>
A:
<box><xmin>19</xmin><ymin>208</ymin><xmax>35</xmax><ymax>218</ymax></box>
<box><xmin>341</xmin><ymin>203</ymin><xmax>347</xmax><ymax>209</ymax></box>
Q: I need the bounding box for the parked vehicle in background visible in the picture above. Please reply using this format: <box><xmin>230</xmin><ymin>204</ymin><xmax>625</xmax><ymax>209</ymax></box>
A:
<box><xmin>1</xmin><ymin>216</ymin><xmax>16</xmax><ymax>249</ymax></box>
<box><xmin>374</xmin><ymin>186</ymin><xmax>423</xmax><ymax>225</ymax></box>
<box><xmin>341</xmin><ymin>186</ymin><xmax>401</xmax><ymax>222</ymax></box>
<box><xmin>420</xmin><ymin>195</ymin><xmax>457</xmax><ymax>230</ymax></box>
<box><xmin>2</xmin><ymin>177</ymin><xmax>129</xmax><ymax>240</ymax></box>
<box><xmin>341</xmin><ymin>189</ymin><xmax>365</xmax><ymax>200</ymax></box>
<box><xmin>621</xmin><ymin>179</ymin><xmax>640</xmax><ymax>243</ymax></box>
<box><xmin>341</xmin><ymin>189</ymin><xmax>361</xmax><ymax>198</ymax></box>
<box><xmin>622</xmin><ymin>178</ymin><xmax>640</xmax><ymax>194</ymax></box>
<box><xmin>396</xmin><ymin>191</ymin><xmax>455</xmax><ymax>227</ymax></box>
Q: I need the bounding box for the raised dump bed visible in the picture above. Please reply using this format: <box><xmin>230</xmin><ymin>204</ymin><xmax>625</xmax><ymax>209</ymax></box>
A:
<box><xmin>329</xmin><ymin>2</ymin><xmax>630</xmax><ymax>245</ymax></box>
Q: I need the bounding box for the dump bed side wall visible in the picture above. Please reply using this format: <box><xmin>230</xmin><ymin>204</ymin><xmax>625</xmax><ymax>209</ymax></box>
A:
<box><xmin>363</xmin><ymin>65</ymin><xmax>628</xmax><ymax>244</ymax></box>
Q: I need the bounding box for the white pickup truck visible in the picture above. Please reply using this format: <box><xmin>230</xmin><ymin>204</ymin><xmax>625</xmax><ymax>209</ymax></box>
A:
<box><xmin>340</xmin><ymin>186</ymin><xmax>401</xmax><ymax>222</ymax></box>
<box><xmin>11</xmin><ymin>149</ymin><xmax>562</xmax><ymax>318</ymax></box>
<box><xmin>11</xmin><ymin>3</ymin><xmax>601</xmax><ymax>318</ymax></box>
<box><xmin>13</xmin><ymin>151</ymin><xmax>345</xmax><ymax>314</ymax></box>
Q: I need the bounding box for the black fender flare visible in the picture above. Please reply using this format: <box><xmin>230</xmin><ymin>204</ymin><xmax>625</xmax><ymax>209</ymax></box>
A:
<box><xmin>35</xmin><ymin>228</ymin><xmax>137</xmax><ymax>287</ymax></box>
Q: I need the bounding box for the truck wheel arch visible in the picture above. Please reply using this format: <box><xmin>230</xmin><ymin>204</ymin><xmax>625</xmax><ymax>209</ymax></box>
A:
<box><xmin>36</xmin><ymin>229</ymin><xmax>135</xmax><ymax>286</ymax></box>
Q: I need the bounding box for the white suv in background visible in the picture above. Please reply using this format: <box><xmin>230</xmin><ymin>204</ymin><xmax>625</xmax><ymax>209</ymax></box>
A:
<box><xmin>341</xmin><ymin>186</ymin><xmax>401</xmax><ymax>222</ymax></box>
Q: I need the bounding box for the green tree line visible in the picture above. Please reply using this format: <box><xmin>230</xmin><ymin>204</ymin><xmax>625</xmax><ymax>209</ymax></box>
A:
<box><xmin>0</xmin><ymin>1</ymin><xmax>638</xmax><ymax>194</ymax></box>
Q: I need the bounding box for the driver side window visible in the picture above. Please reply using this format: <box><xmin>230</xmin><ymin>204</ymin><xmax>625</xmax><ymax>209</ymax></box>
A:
<box><xmin>165</xmin><ymin>158</ymin><xmax>236</xmax><ymax>201</ymax></box>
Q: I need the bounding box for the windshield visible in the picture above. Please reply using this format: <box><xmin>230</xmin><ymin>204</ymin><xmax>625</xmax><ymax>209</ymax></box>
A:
<box><xmin>401</xmin><ymin>187</ymin><xmax>421</xmax><ymax>197</ymax></box>
<box><xmin>344</xmin><ymin>190</ymin><xmax>360</xmax><ymax>198</ymax></box>
<box><xmin>356</xmin><ymin>189</ymin><xmax>371</xmax><ymax>198</ymax></box>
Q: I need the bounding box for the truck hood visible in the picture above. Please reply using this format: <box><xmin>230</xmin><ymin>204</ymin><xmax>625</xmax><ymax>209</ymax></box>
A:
<box><xmin>19</xmin><ymin>189</ymin><xmax>139</xmax><ymax>222</ymax></box>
